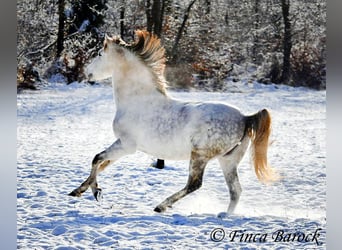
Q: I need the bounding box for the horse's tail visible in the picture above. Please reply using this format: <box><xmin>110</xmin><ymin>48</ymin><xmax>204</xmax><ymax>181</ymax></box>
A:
<box><xmin>245</xmin><ymin>109</ymin><xmax>279</xmax><ymax>184</ymax></box>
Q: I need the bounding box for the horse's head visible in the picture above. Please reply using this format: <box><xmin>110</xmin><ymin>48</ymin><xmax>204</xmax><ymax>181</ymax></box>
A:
<box><xmin>86</xmin><ymin>34</ymin><xmax>128</xmax><ymax>82</ymax></box>
<box><xmin>85</xmin><ymin>30</ymin><xmax>167</xmax><ymax>94</ymax></box>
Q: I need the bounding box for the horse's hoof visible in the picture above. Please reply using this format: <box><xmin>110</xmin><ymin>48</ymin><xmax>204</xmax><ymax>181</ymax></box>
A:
<box><xmin>154</xmin><ymin>207</ymin><xmax>162</xmax><ymax>213</ymax></box>
<box><xmin>154</xmin><ymin>205</ymin><xmax>165</xmax><ymax>213</ymax></box>
<box><xmin>151</xmin><ymin>159</ymin><xmax>165</xmax><ymax>169</ymax></box>
<box><xmin>94</xmin><ymin>188</ymin><xmax>103</xmax><ymax>202</ymax></box>
<box><xmin>217</xmin><ymin>212</ymin><xmax>228</xmax><ymax>218</ymax></box>
<box><xmin>68</xmin><ymin>190</ymin><xmax>81</xmax><ymax>197</ymax></box>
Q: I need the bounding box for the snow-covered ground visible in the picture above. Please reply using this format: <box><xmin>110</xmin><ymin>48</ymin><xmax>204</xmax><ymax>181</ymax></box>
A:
<box><xmin>17</xmin><ymin>81</ymin><xmax>326</xmax><ymax>249</ymax></box>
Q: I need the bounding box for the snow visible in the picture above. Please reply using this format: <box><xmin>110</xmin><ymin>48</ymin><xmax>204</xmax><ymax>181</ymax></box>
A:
<box><xmin>17</xmin><ymin>81</ymin><xmax>326</xmax><ymax>249</ymax></box>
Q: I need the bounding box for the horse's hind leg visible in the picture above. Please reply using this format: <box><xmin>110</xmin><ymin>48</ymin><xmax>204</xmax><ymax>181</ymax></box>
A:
<box><xmin>154</xmin><ymin>151</ymin><xmax>208</xmax><ymax>212</ymax></box>
<box><xmin>218</xmin><ymin>136</ymin><xmax>250</xmax><ymax>214</ymax></box>
<box><xmin>69</xmin><ymin>139</ymin><xmax>135</xmax><ymax>200</ymax></box>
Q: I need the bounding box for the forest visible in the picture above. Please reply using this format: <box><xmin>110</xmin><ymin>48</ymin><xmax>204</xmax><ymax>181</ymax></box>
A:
<box><xmin>17</xmin><ymin>0</ymin><xmax>326</xmax><ymax>91</ymax></box>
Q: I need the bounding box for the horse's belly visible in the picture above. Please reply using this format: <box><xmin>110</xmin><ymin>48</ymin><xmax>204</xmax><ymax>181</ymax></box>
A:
<box><xmin>137</xmin><ymin>135</ymin><xmax>192</xmax><ymax>160</ymax></box>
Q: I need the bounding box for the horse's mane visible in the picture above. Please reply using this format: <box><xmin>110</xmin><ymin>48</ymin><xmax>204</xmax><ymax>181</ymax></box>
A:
<box><xmin>120</xmin><ymin>30</ymin><xmax>168</xmax><ymax>95</ymax></box>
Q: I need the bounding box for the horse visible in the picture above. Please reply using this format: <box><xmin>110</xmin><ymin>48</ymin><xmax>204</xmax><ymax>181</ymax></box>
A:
<box><xmin>69</xmin><ymin>30</ymin><xmax>279</xmax><ymax>214</ymax></box>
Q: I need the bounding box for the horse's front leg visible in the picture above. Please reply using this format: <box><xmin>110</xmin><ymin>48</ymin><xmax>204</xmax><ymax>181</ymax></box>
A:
<box><xmin>69</xmin><ymin>139</ymin><xmax>135</xmax><ymax>200</ymax></box>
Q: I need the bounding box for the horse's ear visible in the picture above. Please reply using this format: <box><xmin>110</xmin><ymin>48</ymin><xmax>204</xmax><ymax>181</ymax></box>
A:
<box><xmin>104</xmin><ymin>34</ymin><xmax>112</xmax><ymax>42</ymax></box>
<box><xmin>104</xmin><ymin>34</ymin><xmax>113</xmax><ymax>50</ymax></box>
<box><xmin>134</xmin><ymin>30</ymin><xmax>143</xmax><ymax>40</ymax></box>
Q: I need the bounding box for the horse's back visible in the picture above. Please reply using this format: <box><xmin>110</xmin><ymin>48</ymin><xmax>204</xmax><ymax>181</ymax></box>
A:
<box><xmin>144</xmin><ymin>100</ymin><xmax>246</xmax><ymax>159</ymax></box>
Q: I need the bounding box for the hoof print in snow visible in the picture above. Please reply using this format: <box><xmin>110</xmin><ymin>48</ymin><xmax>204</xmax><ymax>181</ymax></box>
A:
<box><xmin>52</xmin><ymin>225</ymin><xmax>68</xmax><ymax>236</ymax></box>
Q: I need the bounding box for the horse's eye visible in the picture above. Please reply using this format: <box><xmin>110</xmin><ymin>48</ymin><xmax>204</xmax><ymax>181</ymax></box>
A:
<box><xmin>98</xmin><ymin>50</ymin><xmax>103</xmax><ymax>57</ymax></box>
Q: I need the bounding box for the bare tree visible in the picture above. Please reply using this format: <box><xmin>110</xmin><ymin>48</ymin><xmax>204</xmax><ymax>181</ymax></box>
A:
<box><xmin>17</xmin><ymin>0</ymin><xmax>326</xmax><ymax>90</ymax></box>
<box><xmin>146</xmin><ymin>0</ymin><xmax>169</xmax><ymax>37</ymax></box>
<box><xmin>252</xmin><ymin>0</ymin><xmax>260</xmax><ymax>64</ymax></box>
<box><xmin>280</xmin><ymin>0</ymin><xmax>292</xmax><ymax>84</ymax></box>
<box><xmin>120</xmin><ymin>5</ymin><xmax>125</xmax><ymax>37</ymax></box>
<box><xmin>56</xmin><ymin>0</ymin><xmax>66</xmax><ymax>59</ymax></box>
<box><xmin>170</xmin><ymin>0</ymin><xmax>197</xmax><ymax>63</ymax></box>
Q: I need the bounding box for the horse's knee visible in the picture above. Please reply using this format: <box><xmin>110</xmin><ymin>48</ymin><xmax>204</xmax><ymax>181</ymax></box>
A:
<box><xmin>186</xmin><ymin>155</ymin><xmax>207</xmax><ymax>194</ymax></box>
<box><xmin>92</xmin><ymin>152</ymin><xmax>104</xmax><ymax>165</ymax></box>
<box><xmin>186</xmin><ymin>178</ymin><xmax>203</xmax><ymax>194</ymax></box>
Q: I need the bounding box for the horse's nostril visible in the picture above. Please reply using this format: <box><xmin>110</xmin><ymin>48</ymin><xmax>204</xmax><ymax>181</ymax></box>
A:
<box><xmin>88</xmin><ymin>73</ymin><xmax>93</xmax><ymax>80</ymax></box>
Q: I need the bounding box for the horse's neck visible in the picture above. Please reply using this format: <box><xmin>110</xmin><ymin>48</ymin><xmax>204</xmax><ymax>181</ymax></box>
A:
<box><xmin>111</xmin><ymin>60</ymin><xmax>168</xmax><ymax>108</ymax></box>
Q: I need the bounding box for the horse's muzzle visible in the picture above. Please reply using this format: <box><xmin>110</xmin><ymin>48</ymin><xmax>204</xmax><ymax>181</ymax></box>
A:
<box><xmin>87</xmin><ymin>73</ymin><xmax>93</xmax><ymax>80</ymax></box>
<box><xmin>87</xmin><ymin>73</ymin><xmax>95</xmax><ymax>84</ymax></box>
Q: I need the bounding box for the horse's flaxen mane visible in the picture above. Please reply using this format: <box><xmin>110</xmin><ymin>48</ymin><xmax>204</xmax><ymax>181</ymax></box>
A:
<box><xmin>122</xmin><ymin>30</ymin><xmax>168</xmax><ymax>95</ymax></box>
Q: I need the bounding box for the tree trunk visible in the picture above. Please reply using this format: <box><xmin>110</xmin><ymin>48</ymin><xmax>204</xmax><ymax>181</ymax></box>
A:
<box><xmin>170</xmin><ymin>0</ymin><xmax>197</xmax><ymax>63</ymax></box>
<box><xmin>281</xmin><ymin>0</ymin><xmax>292</xmax><ymax>84</ymax></box>
<box><xmin>120</xmin><ymin>6</ymin><xmax>125</xmax><ymax>38</ymax></box>
<box><xmin>146</xmin><ymin>0</ymin><xmax>153</xmax><ymax>33</ymax></box>
<box><xmin>56</xmin><ymin>0</ymin><xmax>65</xmax><ymax>58</ymax></box>
<box><xmin>152</xmin><ymin>0</ymin><xmax>162</xmax><ymax>36</ymax></box>
<box><xmin>146</xmin><ymin>0</ymin><xmax>166</xmax><ymax>37</ymax></box>
<box><xmin>205</xmin><ymin>0</ymin><xmax>211</xmax><ymax>14</ymax></box>
<box><xmin>252</xmin><ymin>0</ymin><xmax>260</xmax><ymax>64</ymax></box>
